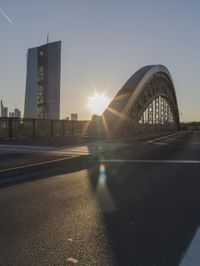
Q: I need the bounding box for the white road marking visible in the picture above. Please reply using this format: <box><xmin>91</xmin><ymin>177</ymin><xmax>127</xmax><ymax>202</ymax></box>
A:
<box><xmin>1</xmin><ymin>158</ymin><xmax>199</xmax><ymax>174</ymax></box>
<box><xmin>101</xmin><ymin>159</ymin><xmax>200</xmax><ymax>164</ymax></box>
<box><xmin>147</xmin><ymin>131</ymin><xmax>181</xmax><ymax>143</ymax></box>
<box><xmin>0</xmin><ymin>156</ymin><xmax>78</xmax><ymax>173</ymax></box>
<box><xmin>0</xmin><ymin>142</ymin><xmax>130</xmax><ymax>173</ymax></box>
<box><xmin>180</xmin><ymin>228</ymin><xmax>200</xmax><ymax>266</ymax></box>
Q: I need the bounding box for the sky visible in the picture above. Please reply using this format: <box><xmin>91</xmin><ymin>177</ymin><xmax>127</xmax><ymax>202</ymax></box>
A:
<box><xmin>0</xmin><ymin>0</ymin><xmax>200</xmax><ymax>121</ymax></box>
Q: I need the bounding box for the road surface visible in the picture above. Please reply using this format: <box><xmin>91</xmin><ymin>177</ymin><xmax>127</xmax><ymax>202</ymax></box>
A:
<box><xmin>0</xmin><ymin>131</ymin><xmax>200</xmax><ymax>265</ymax></box>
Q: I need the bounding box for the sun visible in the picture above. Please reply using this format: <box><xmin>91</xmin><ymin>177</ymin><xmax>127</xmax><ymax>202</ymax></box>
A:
<box><xmin>88</xmin><ymin>93</ymin><xmax>109</xmax><ymax>115</ymax></box>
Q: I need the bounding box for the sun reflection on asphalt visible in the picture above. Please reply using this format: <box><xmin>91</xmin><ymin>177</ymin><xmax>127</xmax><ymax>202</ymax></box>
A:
<box><xmin>95</xmin><ymin>163</ymin><xmax>116</xmax><ymax>213</ymax></box>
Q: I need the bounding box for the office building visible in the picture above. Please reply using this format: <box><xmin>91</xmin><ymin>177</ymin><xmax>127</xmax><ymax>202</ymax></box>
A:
<box><xmin>24</xmin><ymin>41</ymin><xmax>61</xmax><ymax>119</ymax></box>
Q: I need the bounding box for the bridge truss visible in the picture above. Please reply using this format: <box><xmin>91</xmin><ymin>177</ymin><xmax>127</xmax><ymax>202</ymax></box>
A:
<box><xmin>101</xmin><ymin>65</ymin><xmax>180</xmax><ymax>137</ymax></box>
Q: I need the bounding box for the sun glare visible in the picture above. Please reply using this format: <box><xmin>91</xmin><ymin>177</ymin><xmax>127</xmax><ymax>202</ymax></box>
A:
<box><xmin>88</xmin><ymin>93</ymin><xmax>109</xmax><ymax>115</ymax></box>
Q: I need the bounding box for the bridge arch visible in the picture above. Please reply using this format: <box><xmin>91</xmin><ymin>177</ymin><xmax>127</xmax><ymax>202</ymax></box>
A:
<box><xmin>101</xmin><ymin>65</ymin><xmax>180</xmax><ymax>137</ymax></box>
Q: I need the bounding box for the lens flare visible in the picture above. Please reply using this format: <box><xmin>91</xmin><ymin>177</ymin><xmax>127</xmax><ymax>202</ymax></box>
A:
<box><xmin>97</xmin><ymin>162</ymin><xmax>116</xmax><ymax>213</ymax></box>
<box><xmin>99</xmin><ymin>163</ymin><xmax>106</xmax><ymax>174</ymax></box>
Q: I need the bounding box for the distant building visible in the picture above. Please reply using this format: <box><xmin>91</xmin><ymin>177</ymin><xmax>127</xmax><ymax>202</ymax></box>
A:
<box><xmin>9</xmin><ymin>112</ymin><xmax>15</xmax><ymax>118</ymax></box>
<box><xmin>24</xmin><ymin>41</ymin><xmax>61</xmax><ymax>119</ymax></box>
<box><xmin>71</xmin><ymin>113</ymin><xmax>78</xmax><ymax>121</ymax></box>
<box><xmin>14</xmin><ymin>108</ymin><xmax>21</xmax><ymax>118</ymax></box>
<box><xmin>1</xmin><ymin>107</ymin><xmax>8</xmax><ymax>117</ymax></box>
<box><xmin>8</xmin><ymin>108</ymin><xmax>21</xmax><ymax>118</ymax></box>
<box><xmin>0</xmin><ymin>100</ymin><xmax>8</xmax><ymax>117</ymax></box>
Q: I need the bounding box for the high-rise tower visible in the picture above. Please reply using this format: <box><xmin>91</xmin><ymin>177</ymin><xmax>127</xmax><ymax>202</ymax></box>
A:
<box><xmin>24</xmin><ymin>41</ymin><xmax>61</xmax><ymax>119</ymax></box>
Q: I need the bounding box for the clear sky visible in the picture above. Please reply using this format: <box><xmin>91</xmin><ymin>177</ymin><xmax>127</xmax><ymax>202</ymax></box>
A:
<box><xmin>0</xmin><ymin>0</ymin><xmax>200</xmax><ymax>121</ymax></box>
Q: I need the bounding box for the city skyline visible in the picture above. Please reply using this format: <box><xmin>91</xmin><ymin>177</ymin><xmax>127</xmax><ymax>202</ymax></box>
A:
<box><xmin>0</xmin><ymin>100</ymin><xmax>21</xmax><ymax>118</ymax></box>
<box><xmin>1</xmin><ymin>0</ymin><xmax>200</xmax><ymax>121</ymax></box>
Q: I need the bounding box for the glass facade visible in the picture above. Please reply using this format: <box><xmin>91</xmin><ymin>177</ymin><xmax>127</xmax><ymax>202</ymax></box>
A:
<box><xmin>24</xmin><ymin>41</ymin><xmax>61</xmax><ymax>119</ymax></box>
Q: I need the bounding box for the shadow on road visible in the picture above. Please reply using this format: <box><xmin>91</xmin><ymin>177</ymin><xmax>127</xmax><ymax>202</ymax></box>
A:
<box><xmin>87</xmin><ymin>160</ymin><xmax>200</xmax><ymax>266</ymax></box>
<box><xmin>1</xmin><ymin>131</ymin><xmax>200</xmax><ymax>265</ymax></box>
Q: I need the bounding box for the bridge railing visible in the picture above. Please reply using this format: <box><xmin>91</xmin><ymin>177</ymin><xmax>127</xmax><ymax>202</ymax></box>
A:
<box><xmin>0</xmin><ymin>118</ymin><xmax>90</xmax><ymax>139</ymax></box>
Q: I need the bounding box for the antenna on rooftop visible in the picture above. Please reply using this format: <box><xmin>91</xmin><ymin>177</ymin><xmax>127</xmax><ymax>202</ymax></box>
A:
<box><xmin>47</xmin><ymin>32</ymin><xmax>49</xmax><ymax>44</ymax></box>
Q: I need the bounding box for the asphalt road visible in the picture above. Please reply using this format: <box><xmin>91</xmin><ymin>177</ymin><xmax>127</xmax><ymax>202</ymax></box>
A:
<box><xmin>0</xmin><ymin>131</ymin><xmax>200</xmax><ymax>265</ymax></box>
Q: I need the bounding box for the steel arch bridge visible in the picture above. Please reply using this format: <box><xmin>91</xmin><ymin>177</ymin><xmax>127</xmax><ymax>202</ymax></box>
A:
<box><xmin>99</xmin><ymin>64</ymin><xmax>180</xmax><ymax>137</ymax></box>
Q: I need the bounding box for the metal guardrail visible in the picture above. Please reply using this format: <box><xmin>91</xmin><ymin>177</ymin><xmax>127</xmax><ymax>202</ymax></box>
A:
<box><xmin>0</xmin><ymin>117</ymin><xmax>178</xmax><ymax>139</ymax></box>
<box><xmin>0</xmin><ymin>118</ymin><xmax>91</xmax><ymax>139</ymax></box>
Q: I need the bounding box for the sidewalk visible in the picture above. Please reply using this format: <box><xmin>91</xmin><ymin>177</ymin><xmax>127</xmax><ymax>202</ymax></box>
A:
<box><xmin>0</xmin><ymin>140</ymin><xmax>130</xmax><ymax>156</ymax></box>
<box><xmin>0</xmin><ymin>139</ymin><xmax>131</xmax><ymax>172</ymax></box>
